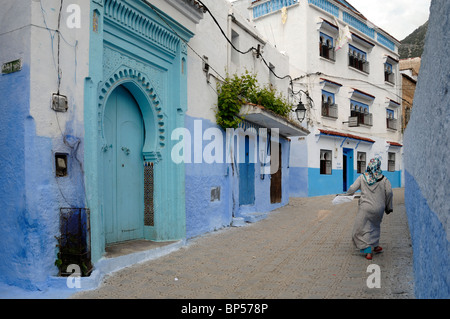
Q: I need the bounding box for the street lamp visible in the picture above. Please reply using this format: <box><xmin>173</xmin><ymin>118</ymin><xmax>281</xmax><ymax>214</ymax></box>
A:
<box><xmin>295</xmin><ymin>101</ymin><xmax>307</xmax><ymax>123</ymax></box>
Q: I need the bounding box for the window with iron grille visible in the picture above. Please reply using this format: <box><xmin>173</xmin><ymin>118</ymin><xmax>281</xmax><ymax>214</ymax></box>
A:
<box><xmin>357</xmin><ymin>152</ymin><xmax>366</xmax><ymax>174</ymax></box>
<box><xmin>320</xmin><ymin>149</ymin><xmax>332</xmax><ymax>175</ymax></box>
<box><xmin>388</xmin><ymin>152</ymin><xmax>395</xmax><ymax>172</ymax></box>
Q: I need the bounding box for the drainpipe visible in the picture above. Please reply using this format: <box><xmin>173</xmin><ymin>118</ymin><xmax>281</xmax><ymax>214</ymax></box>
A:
<box><xmin>227</xmin><ymin>7</ymin><xmax>233</xmax><ymax>72</ymax></box>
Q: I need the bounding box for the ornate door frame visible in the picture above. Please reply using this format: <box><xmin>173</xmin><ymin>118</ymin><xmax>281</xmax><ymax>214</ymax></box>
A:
<box><xmin>85</xmin><ymin>0</ymin><xmax>195</xmax><ymax>262</ymax></box>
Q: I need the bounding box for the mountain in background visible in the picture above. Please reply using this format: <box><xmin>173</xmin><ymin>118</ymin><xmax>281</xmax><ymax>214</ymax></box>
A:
<box><xmin>399</xmin><ymin>21</ymin><xmax>428</xmax><ymax>59</ymax></box>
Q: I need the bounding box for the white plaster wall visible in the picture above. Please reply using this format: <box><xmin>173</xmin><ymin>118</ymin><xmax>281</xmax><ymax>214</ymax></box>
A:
<box><xmin>187</xmin><ymin>0</ymin><xmax>292</xmax><ymax>123</ymax></box>
<box><xmin>145</xmin><ymin>0</ymin><xmax>201</xmax><ymax>35</ymax></box>
<box><xmin>29</xmin><ymin>0</ymin><xmax>90</xmax><ymax>139</ymax></box>
<box><xmin>0</xmin><ymin>1</ymin><xmax>31</xmax><ymax>66</ymax></box>
<box><xmin>249</xmin><ymin>1</ymin><xmax>308</xmax><ymax>79</ymax></box>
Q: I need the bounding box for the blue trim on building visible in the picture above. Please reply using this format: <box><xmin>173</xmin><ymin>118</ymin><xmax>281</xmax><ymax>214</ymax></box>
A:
<box><xmin>377</xmin><ymin>32</ymin><xmax>396</xmax><ymax>51</ymax></box>
<box><xmin>343</xmin><ymin>11</ymin><xmax>375</xmax><ymax>38</ymax></box>
<box><xmin>308</xmin><ymin>0</ymin><xmax>339</xmax><ymax>17</ymax></box>
<box><xmin>253</xmin><ymin>0</ymin><xmax>299</xmax><ymax>19</ymax></box>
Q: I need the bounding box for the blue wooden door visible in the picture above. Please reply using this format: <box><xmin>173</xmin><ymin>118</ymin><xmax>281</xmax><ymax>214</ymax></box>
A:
<box><xmin>103</xmin><ymin>85</ymin><xmax>144</xmax><ymax>244</ymax></box>
<box><xmin>343</xmin><ymin>148</ymin><xmax>354</xmax><ymax>192</ymax></box>
<box><xmin>239</xmin><ymin>136</ymin><xmax>255</xmax><ymax>206</ymax></box>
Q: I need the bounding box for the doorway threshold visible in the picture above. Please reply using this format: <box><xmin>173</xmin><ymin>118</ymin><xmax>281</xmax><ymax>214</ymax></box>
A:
<box><xmin>105</xmin><ymin>239</ymin><xmax>179</xmax><ymax>259</ymax></box>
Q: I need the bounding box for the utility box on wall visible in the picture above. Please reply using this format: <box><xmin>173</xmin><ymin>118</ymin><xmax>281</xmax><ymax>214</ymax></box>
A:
<box><xmin>52</xmin><ymin>94</ymin><xmax>68</xmax><ymax>112</ymax></box>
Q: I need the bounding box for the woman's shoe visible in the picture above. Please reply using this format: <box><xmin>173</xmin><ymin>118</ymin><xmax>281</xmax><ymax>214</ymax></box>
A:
<box><xmin>365</xmin><ymin>253</ymin><xmax>373</xmax><ymax>260</ymax></box>
<box><xmin>374</xmin><ymin>246</ymin><xmax>383</xmax><ymax>253</ymax></box>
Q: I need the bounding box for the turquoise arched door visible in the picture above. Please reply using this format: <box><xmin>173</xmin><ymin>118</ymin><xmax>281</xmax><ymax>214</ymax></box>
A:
<box><xmin>103</xmin><ymin>85</ymin><xmax>145</xmax><ymax>244</ymax></box>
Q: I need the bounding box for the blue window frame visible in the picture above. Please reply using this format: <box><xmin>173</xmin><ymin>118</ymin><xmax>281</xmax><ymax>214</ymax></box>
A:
<box><xmin>322</xmin><ymin>90</ymin><xmax>337</xmax><ymax>118</ymax></box>
<box><xmin>322</xmin><ymin>90</ymin><xmax>335</xmax><ymax>104</ymax></box>
<box><xmin>348</xmin><ymin>45</ymin><xmax>369</xmax><ymax>73</ymax></box>
<box><xmin>350</xmin><ymin>99</ymin><xmax>372</xmax><ymax>125</ymax></box>
<box><xmin>320</xmin><ymin>32</ymin><xmax>335</xmax><ymax>61</ymax></box>
<box><xmin>386</xmin><ymin>109</ymin><xmax>394</xmax><ymax>119</ymax></box>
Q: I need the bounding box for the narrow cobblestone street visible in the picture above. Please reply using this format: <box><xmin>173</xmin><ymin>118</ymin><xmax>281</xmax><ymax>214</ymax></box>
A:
<box><xmin>72</xmin><ymin>188</ymin><xmax>414</xmax><ymax>299</ymax></box>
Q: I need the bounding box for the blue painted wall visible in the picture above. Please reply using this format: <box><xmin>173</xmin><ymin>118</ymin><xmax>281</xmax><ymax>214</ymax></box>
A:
<box><xmin>0</xmin><ymin>44</ymin><xmax>86</xmax><ymax>291</ymax></box>
<box><xmin>184</xmin><ymin>116</ymin><xmax>231</xmax><ymax>239</ymax></box>
<box><xmin>289</xmin><ymin>167</ymin><xmax>308</xmax><ymax>197</ymax></box>
<box><xmin>403</xmin><ymin>0</ymin><xmax>449</xmax><ymax>299</ymax></box>
<box><xmin>405</xmin><ymin>172</ymin><xmax>449</xmax><ymax>298</ymax></box>
<box><xmin>383</xmin><ymin>170</ymin><xmax>401</xmax><ymax>189</ymax></box>
<box><xmin>0</xmin><ymin>61</ymin><xmax>30</xmax><ymax>288</ymax></box>
<box><xmin>290</xmin><ymin>167</ymin><xmax>401</xmax><ymax>198</ymax></box>
<box><xmin>184</xmin><ymin>116</ymin><xmax>291</xmax><ymax>239</ymax></box>
<box><xmin>308</xmin><ymin>168</ymin><xmax>343</xmax><ymax>196</ymax></box>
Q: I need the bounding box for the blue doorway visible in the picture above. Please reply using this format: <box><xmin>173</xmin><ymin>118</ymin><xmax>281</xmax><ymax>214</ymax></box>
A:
<box><xmin>239</xmin><ymin>136</ymin><xmax>255</xmax><ymax>206</ymax></box>
<box><xmin>343</xmin><ymin>148</ymin><xmax>354</xmax><ymax>192</ymax></box>
<box><xmin>103</xmin><ymin>85</ymin><xmax>145</xmax><ymax>244</ymax></box>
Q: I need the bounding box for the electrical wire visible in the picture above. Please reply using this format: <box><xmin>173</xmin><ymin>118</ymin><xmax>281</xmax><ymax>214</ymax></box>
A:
<box><xmin>195</xmin><ymin>0</ymin><xmax>300</xmax><ymax>88</ymax></box>
<box><xmin>40</xmin><ymin>0</ymin><xmax>85</xmax><ymax>208</ymax></box>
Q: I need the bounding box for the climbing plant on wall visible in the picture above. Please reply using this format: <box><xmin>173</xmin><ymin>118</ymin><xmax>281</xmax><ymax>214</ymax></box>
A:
<box><xmin>216</xmin><ymin>71</ymin><xmax>293</xmax><ymax>130</ymax></box>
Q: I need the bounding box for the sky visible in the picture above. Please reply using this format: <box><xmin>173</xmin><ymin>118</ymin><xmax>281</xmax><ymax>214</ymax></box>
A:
<box><xmin>228</xmin><ymin>0</ymin><xmax>431</xmax><ymax>41</ymax></box>
<box><xmin>344</xmin><ymin>0</ymin><xmax>431</xmax><ymax>40</ymax></box>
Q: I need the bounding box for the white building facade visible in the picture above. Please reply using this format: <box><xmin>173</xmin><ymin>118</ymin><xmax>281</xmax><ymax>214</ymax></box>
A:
<box><xmin>234</xmin><ymin>0</ymin><xmax>404</xmax><ymax>196</ymax></box>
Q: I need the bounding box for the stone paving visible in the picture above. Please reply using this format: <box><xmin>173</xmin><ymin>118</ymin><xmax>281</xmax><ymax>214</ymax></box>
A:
<box><xmin>72</xmin><ymin>188</ymin><xmax>414</xmax><ymax>299</ymax></box>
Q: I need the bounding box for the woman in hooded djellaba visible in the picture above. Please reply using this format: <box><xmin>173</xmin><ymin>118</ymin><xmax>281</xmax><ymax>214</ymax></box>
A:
<box><xmin>346</xmin><ymin>158</ymin><xmax>393</xmax><ymax>260</ymax></box>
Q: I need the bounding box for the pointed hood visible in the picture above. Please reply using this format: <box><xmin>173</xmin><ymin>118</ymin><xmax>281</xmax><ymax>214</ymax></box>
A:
<box><xmin>363</xmin><ymin>158</ymin><xmax>384</xmax><ymax>187</ymax></box>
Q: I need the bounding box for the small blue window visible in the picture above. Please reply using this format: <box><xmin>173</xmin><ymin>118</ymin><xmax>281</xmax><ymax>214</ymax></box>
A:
<box><xmin>386</xmin><ymin>109</ymin><xmax>394</xmax><ymax>119</ymax></box>
<box><xmin>385</xmin><ymin>62</ymin><xmax>393</xmax><ymax>73</ymax></box>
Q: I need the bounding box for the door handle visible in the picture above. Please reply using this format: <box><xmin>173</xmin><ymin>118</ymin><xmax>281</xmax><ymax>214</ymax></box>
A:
<box><xmin>121</xmin><ymin>146</ymin><xmax>130</xmax><ymax>156</ymax></box>
<box><xmin>102</xmin><ymin>144</ymin><xmax>112</xmax><ymax>152</ymax></box>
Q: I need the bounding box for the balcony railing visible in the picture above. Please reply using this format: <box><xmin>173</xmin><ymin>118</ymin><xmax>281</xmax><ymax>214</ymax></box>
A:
<box><xmin>349</xmin><ymin>54</ymin><xmax>370</xmax><ymax>74</ymax></box>
<box><xmin>349</xmin><ymin>111</ymin><xmax>373</xmax><ymax>126</ymax></box>
<box><xmin>387</xmin><ymin>118</ymin><xmax>397</xmax><ymax>130</ymax></box>
<box><xmin>321</xmin><ymin>102</ymin><xmax>338</xmax><ymax>118</ymax></box>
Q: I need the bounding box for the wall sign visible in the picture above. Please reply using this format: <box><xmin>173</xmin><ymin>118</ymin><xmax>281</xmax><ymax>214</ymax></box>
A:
<box><xmin>2</xmin><ymin>59</ymin><xmax>22</xmax><ymax>74</ymax></box>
